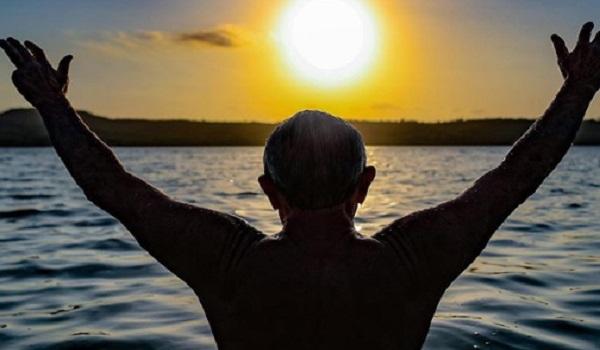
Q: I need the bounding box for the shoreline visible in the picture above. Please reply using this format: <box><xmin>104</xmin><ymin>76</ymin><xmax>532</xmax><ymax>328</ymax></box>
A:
<box><xmin>2</xmin><ymin>108</ymin><xmax>600</xmax><ymax>146</ymax></box>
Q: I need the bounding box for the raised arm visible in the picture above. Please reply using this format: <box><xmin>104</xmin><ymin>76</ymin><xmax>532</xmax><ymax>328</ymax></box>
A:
<box><xmin>0</xmin><ymin>38</ymin><xmax>263</xmax><ymax>294</ymax></box>
<box><xmin>375</xmin><ymin>23</ymin><xmax>600</xmax><ymax>290</ymax></box>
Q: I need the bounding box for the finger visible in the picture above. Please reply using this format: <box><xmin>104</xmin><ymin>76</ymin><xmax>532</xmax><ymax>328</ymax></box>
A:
<box><xmin>551</xmin><ymin>34</ymin><xmax>569</xmax><ymax>62</ymax></box>
<box><xmin>24</xmin><ymin>40</ymin><xmax>49</xmax><ymax>65</ymax></box>
<box><xmin>6</xmin><ymin>37</ymin><xmax>32</xmax><ymax>63</ymax></box>
<box><xmin>57</xmin><ymin>55</ymin><xmax>73</xmax><ymax>79</ymax></box>
<box><xmin>0</xmin><ymin>38</ymin><xmax>24</xmax><ymax>67</ymax></box>
<box><xmin>593</xmin><ymin>30</ymin><xmax>600</xmax><ymax>46</ymax></box>
<box><xmin>577</xmin><ymin>22</ymin><xmax>594</xmax><ymax>47</ymax></box>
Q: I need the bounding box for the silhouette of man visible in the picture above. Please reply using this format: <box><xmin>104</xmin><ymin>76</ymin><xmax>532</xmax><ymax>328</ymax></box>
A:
<box><xmin>2</xmin><ymin>22</ymin><xmax>600</xmax><ymax>350</ymax></box>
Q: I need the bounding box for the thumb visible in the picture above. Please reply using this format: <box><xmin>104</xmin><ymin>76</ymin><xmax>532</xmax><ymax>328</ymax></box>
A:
<box><xmin>57</xmin><ymin>54</ymin><xmax>73</xmax><ymax>80</ymax></box>
<box><xmin>57</xmin><ymin>55</ymin><xmax>73</xmax><ymax>93</ymax></box>
<box><xmin>551</xmin><ymin>35</ymin><xmax>568</xmax><ymax>79</ymax></box>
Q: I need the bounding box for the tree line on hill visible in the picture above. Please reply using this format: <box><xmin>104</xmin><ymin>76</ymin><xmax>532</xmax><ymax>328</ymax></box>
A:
<box><xmin>2</xmin><ymin>108</ymin><xmax>600</xmax><ymax>146</ymax></box>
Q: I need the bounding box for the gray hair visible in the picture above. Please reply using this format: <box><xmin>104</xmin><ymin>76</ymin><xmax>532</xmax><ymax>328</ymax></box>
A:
<box><xmin>263</xmin><ymin>110</ymin><xmax>367</xmax><ymax>210</ymax></box>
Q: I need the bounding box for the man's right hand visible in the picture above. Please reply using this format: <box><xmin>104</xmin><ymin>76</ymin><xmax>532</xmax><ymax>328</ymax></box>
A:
<box><xmin>0</xmin><ymin>38</ymin><xmax>72</xmax><ymax>107</ymax></box>
<box><xmin>552</xmin><ymin>22</ymin><xmax>600</xmax><ymax>92</ymax></box>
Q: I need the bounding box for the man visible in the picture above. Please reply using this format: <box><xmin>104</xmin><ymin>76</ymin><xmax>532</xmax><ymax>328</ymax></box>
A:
<box><xmin>1</xmin><ymin>22</ymin><xmax>599</xmax><ymax>350</ymax></box>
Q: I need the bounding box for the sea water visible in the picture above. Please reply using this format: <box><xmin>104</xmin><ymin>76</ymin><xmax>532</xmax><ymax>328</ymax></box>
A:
<box><xmin>1</xmin><ymin>147</ymin><xmax>599</xmax><ymax>349</ymax></box>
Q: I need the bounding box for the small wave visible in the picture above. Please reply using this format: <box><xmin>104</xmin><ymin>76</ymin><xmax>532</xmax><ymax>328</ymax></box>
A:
<box><xmin>560</xmin><ymin>294</ymin><xmax>600</xmax><ymax>311</ymax></box>
<box><xmin>507</xmin><ymin>274</ymin><xmax>549</xmax><ymax>288</ymax></box>
<box><xmin>489</xmin><ymin>238</ymin><xmax>530</xmax><ymax>248</ymax></box>
<box><xmin>0</xmin><ymin>261</ymin><xmax>158</xmax><ymax>280</ymax></box>
<box><xmin>73</xmin><ymin>217</ymin><xmax>118</xmax><ymax>227</ymax></box>
<box><xmin>0</xmin><ymin>236</ymin><xmax>27</xmax><ymax>243</ymax></box>
<box><xmin>520</xmin><ymin>317</ymin><xmax>598</xmax><ymax>339</ymax></box>
<box><xmin>505</xmin><ymin>223</ymin><xmax>554</xmax><ymax>233</ymax></box>
<box><xmin>0</xmin><ymin>208</ymin><xmax>72</xmax><ymax>220</ymax></box>
<box><xmin>214</xmin><ymin>191</ymin><xmax>260</xmax><ymax>197</ymax></box>
<box><xmin>8</xmin><ymin>194</ymin><xmax>55</xmax><ymax>200</ymax></box>
<box><xmin>63</xmin><ymin>238</ymin><xmax>137</xmax><ymax>252</ymax></box>
<box><xmin>0</xmin><ymin>209</ymin><xmax>43</xmax><ymax>219</ymax></box>
<box><xmin>8</xmin><ymin>178</ymin><xmax>36</xmax><ymax>183</ymax></box>
<box><xmin>26</xmin><ymin>338</ymin><xmax>158</xmax><ymax>350</ymax></box>
<box><xmin>550</xmin><ymin>188</ymin><xmax>570</xmax><ymax>194</ymax></box>
<box><xmin>71</xmin><ymin>331</ymin><xmax>110</xmax><ymax>336</ymax></box>
<box><xmin>577</xmin><ymin>287</ymin><xmax>600</xmax><ymax>296</ymax></box>
<box><xmin>50</xmin><ymin>305</ymin><xmax>81</xmax><ymax>315</ymax></box>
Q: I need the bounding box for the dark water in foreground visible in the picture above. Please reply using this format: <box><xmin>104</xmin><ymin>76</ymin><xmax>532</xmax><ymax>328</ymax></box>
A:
<box><xmin>1</xmin><ymin>146</ymin><xmax>599</xmax><ymax>349</ymax></box>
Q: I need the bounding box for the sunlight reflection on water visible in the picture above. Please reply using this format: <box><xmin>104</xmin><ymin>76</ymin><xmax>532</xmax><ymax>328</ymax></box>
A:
<box><xmin>0</xmin><ymin>146</ymin><xmax>599</xmax><ymax>349</ymax></box>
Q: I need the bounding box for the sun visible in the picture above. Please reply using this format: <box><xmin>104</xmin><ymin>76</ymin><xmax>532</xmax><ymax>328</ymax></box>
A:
<box><xmin>277</xmin><ymin>0</ymin><xmax>379</xmax><ymax>86</ymax></box>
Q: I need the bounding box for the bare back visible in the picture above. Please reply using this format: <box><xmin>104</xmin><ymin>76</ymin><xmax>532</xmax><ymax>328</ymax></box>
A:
<box><xmin>198</xmin><ymin>226</ymin><xmax>437</xmax><ymax>350</ymax></box>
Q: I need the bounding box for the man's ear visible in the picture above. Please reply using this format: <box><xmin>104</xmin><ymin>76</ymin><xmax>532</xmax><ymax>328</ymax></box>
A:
<box><xmin>258</xmin><ymin>174</ymin><xmax>282</xmax><ymax>210</ymax></box>
<box><xmin>352</xmin><ymin>166</ymin><xmax>376</xmax><ymax>204</ymax></box>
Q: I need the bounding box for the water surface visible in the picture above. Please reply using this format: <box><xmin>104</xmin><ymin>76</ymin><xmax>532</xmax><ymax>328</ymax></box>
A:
<box><xmin>1</xmin><ymin>147</ymin><xmax>599</xmax><ymax>349</ymax></box>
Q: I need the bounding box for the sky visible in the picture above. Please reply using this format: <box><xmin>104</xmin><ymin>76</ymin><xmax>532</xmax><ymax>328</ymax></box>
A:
<box><xmin>0</xmin><ymin>0</ymin><xmax>600</xmax><ymax>122</ymax></box>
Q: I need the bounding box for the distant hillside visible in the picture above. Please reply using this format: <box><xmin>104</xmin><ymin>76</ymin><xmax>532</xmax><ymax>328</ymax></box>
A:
<box><xmin>1</xmin><ymin>108</ymin><xmax>600</xmax><ymax>146</ymax></box>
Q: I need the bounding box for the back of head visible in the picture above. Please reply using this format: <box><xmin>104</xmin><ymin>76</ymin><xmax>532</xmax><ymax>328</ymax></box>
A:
<box><xmin>264</xmin><ymin>110</ymin><xmax>366</xmax><ymax>210</ymax></box>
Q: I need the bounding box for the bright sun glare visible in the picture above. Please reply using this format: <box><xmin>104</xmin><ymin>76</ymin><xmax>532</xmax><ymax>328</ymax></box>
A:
<box><xmin>277</xmin><ymin>0</ymin><xmax>378</xmax><ymax>86</ymax></box>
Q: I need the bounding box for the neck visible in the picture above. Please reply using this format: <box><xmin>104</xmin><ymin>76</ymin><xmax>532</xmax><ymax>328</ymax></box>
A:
<box><xmin>282</xmin><ymin>203</ymin><xmax>356</xmax><ymax>241</ymax></box>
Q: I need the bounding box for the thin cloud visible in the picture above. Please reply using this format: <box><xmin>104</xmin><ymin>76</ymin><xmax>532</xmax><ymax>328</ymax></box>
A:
<box><xmin>134</xmin><ymin>31</ymin><xmax>168</xmax><ymax>42</ymax></box>
<box><xmin>176</xmin><ymin>28</ymin><xmax>242</xmax><ymax>48</ymax></box>
<box><xmin>136</xmin><ymin>25</ymin><xmax>249</xmax><ymax>48</ymax></box>
<box><xmin>80</xmin><ymin>25</ymin><xmax>251</xmax><ymax>56</ymax></box>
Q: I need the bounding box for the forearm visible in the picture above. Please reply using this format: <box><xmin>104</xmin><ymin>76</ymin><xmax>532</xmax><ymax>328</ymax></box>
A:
<box><xmin>0</xmin><ymin>38</ymin><xmax>268</xmax><ymax>294</ymax></box>
<box><xmin>35</xmin><ymin>96</ymin><xmax>154</xmax><ymax>222</ymax></box>
<box><xmin>377</xmin><ymin>23</ymin><xmax>600</xmax><ymax>291</ymax></box>
<box><xmin>385</xmin><ymin>81</ymin><xmax>597</xmax><ymax>287</ymax></box>
<box><xmin>471</xmin><ymin>81</ymin><xmax>595</xmax><ymax>224</ymax></box>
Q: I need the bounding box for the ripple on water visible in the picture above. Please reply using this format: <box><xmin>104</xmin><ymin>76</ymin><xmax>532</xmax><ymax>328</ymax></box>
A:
<box><xmin>0</xmin><ymin>208</ymin><xmax>74</xmax><ymax>220</ymax></box>
<box><xmin>4</xmin><ymin>194</ymin><xmax>56</xmax><ymax>200</ymax></box>
<box><xmin>71</xmin><ymin>217</ymin><xmax>119</xmax><ymax>227</ymax></box>
<box><xmin>1</xmin><ymin>146</ymin><xmax>600</xmax><ymax>349</ymax></box>
<box><xmin>504</xmin><ymin>222</ymin><xmax>555</xmax><ymax>233</ymax></box>
<box><xmin>0</xmin><ymin>261</ymin><xmax>160</xmax><ymax>280</ymax></box>
<box><xmin>62</xmin><ymin>238</ymin><xmax>137</xmax><ymax>252</ymax></box>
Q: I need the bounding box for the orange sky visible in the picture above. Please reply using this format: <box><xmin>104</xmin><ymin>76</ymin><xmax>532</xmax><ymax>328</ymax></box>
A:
<box><xmin>0</xmin><ymin>0</ymin><xmax>599</xmax><ymax>122</ymax></box>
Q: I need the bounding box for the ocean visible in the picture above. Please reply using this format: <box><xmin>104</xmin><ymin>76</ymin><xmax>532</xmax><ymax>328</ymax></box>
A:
<box><xmin>1</xmin><ymin>146</ymin><xmax>599</xmax><ymax>349</ymax></box>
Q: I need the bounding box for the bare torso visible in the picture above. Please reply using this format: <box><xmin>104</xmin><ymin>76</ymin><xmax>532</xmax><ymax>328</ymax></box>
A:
<box><xmin>206</xmin><ymin>231</ymin><xmax>435</xmax><ymax>350</ymax></box>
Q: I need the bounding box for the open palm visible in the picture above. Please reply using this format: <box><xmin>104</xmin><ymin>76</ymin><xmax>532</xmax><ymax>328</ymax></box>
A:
<box><xmin>0</xmin><ymin>38</ymin><xmax>72</xmax><ymax>107</ymax></box>
<box><xmin>552</xmin><ymin>22</ymin><xmax>600</xmax><ymax>89</ymax></box>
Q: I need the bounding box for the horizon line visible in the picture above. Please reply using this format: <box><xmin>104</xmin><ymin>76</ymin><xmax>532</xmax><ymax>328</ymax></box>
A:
<box><xmin>2</xmin><ymin>107</ymin><xmax>599</xmax><ymax>124</ymax></box>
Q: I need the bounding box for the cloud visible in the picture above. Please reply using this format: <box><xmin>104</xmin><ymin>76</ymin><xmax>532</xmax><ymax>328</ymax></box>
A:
<box><xmin>133</xmin><ymin>25</ymin><xmax>249</xmax><ymax>48</ymax></box>
<box><xmin>133</xmin><ymin>31</ymin><xmax>168</xmax><ymax>42</ymax></box>
<box><xmin>80</xmin><ymin>25</ymin><xmax>251</xmax><ymax>57</ymax></box>
<box><xmin>176</xmin><ymin>28</ymin><xmax>242</xmax><ymax>48</ymax></box>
